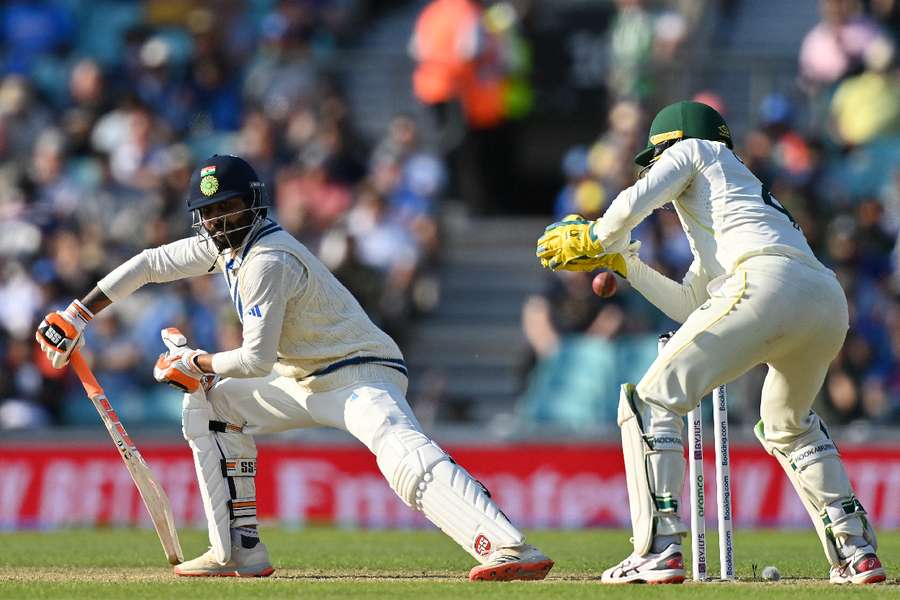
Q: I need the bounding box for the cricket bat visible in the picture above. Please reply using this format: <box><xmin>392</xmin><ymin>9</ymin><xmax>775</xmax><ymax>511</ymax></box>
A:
<box><xmin>70</xmin><ymin>350</ymin><xmax>184</xmax><ymax>565</ymax></box>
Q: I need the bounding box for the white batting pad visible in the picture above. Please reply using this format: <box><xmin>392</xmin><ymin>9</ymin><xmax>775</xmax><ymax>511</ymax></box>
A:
<box><xmin>183</xmin><ymin>390</ymin><xmax>232</xmax><ymax>564</ymax></box>
<box><xmin>183</xmin><ymin>389</ymin><xmax>258</xmax><ymax>564</ymax></box>
<box><xmin>754</xmin><ymin>414</ymin><xmax>876</xmax><ymax>567</ymax></box>
<box><xmin>617</xmin><ymin>384</ymin><xmax>687</xmax><ymax>555</ymax></box>
<box><xmin>376</xmin><ymin>428</ymin><xmax>524</xmax><ymax>562</ymax></box>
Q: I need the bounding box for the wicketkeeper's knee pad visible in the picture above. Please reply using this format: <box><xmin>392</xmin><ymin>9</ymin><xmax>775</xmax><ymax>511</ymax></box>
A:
<box><xmin>618</xmin><ymin>384</ymin><xmax>688</xmax><ymax>555</ymax></box>
<box><xmin>183</xmin><ymin>387</ymin><xmax>257</xmax><ymax>564</ymax></box>
<box><xmin>375</xmin><ymin>427</ymin><xmax>524</xmax><ymax>562</ymax></box>
<box><xmin>754</xmin><ymin>413</ymin><xmax>876</xmax><ymax>566</ymax></box>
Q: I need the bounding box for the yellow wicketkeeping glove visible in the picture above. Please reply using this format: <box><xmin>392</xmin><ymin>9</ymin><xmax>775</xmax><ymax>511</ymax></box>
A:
<box><xmin>535</xmin><ymin>214</ymin><xmax>628</xmax><ymax>276</ymax></box>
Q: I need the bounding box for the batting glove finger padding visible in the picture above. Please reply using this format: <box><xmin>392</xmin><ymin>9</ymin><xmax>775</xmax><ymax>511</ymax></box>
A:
<box><xmin>154</xmin><ymin>349</ymin><xmax>209</xmax><ymax>393</ymax></box>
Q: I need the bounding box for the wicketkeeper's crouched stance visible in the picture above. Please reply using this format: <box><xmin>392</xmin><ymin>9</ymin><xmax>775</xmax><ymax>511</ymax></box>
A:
<box><xmin>36</xmin><ymin>154</ymin><xmax>553</xmax><ymax>581</ymax></box>
<box><xmin>537</xmin><ymin>102</ymin><xmax>886</xmax><ymax>585</ymax></box>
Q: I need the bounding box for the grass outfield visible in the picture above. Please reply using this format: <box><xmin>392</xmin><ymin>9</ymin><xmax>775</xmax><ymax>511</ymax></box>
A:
<box><xmin>0</xmin><ymin>528</ymin><xmax>896</xmax><ymax>599</ymax></box>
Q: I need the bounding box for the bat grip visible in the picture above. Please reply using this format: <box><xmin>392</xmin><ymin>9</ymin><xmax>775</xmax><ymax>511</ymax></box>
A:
<box><xmin>70</xmin><ymin>351</ymin><xmax>105</xmax><ymax>399</ymax></box>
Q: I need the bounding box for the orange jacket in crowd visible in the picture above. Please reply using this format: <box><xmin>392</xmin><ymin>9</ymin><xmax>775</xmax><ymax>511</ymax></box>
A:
<box><xmin>411</xmin><ymin>0</ymin><xmax>505</xmax><ymax>129</ymax></box>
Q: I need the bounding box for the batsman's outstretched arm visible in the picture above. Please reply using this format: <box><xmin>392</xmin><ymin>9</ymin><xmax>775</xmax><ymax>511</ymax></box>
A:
<box><xmin>96</xmin><ymin>236</ymin><xmax>218</xmax><ymax>302</ymax></box>
<box><xmin>80</xmin><ymin>286</ymin><xmax>113</xmax><ymax>315</ymax></box>
<box><xmin>623</xmin><ymin>253</ymin><xmax>710</xmax><ymax>324</ymax></box>
<box><xmin>36</xmin><ymin>237</ymin><xmax>218</xmax><ymax>369</ymax></box>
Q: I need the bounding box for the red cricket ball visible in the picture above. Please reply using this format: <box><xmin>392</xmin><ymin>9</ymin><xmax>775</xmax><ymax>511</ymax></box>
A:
<box><xmin>592</xmin><ymin>271</ymin><xmax>617</xmax><ymax>298</ymax></box>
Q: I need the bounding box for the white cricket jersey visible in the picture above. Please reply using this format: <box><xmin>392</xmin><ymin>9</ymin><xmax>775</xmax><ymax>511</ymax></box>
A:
<box><xmin>97</xmin><ymin>220</ymin><xmax>405</xmax><ymax>381</ymax></box>
<box><xmin>594</xmin><ymin>138</ymin><xmax>824</xmax><ymax>280</ymax></box>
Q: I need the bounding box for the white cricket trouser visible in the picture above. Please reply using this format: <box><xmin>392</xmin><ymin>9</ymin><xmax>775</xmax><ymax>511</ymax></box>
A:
<box><xmin>208</xmin><ymin>365</ymin><xmax>419</xmax><ymax>446</ymax></box>
<box><xmin>205</xmin><ymin>363</ymin><xmax>526</xmax><ymax>562</ymax></box>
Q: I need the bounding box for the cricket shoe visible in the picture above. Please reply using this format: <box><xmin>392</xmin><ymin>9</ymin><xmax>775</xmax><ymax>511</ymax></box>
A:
<box><xmin>601</xmin><ymin>543</ymin><xmax>686</xmax><ymax>584</ymax></box>
<box><xmin>468</xmin><ymin>544</ymin><xmax>554</xmax><ymax>581</ymax></box>
<box><xmin>829</xmin><ymin>546</ymin><xmax>886</xmax><ymax>584</ymax></box>
<box><xmin>174</xmin><ymin>541</ymin><xmax>274</xmax><ymax>577</ymax></box>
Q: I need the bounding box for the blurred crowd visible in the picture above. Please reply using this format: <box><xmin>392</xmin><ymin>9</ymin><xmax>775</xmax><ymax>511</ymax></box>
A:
<box><xmin>521</xmin><ymin>0</ymin><xmax>900</xmax><ymax>428</ymax></box>
<box><xmin>0</xmin><ymin>0</ymin><xmax>444</xmax><ymax>429</ymax></box>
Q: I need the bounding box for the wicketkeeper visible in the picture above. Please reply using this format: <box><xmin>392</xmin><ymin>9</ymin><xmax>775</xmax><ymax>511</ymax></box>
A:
<box><xmin>36</xmin><ymin>154</ymin><xmax>553</xmax><ymax>581</ymax></box>
<box><xmin>536</xmin><ymin>101</ymin><xmax>886</xmax><ymax>585</ymax></box>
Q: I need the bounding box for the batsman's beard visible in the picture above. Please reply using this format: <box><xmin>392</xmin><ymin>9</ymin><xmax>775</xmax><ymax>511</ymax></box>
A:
<box><xmin>200</xmin><ymin>208</ymin><xmax>256</xmax><ymax>252</ymax></box>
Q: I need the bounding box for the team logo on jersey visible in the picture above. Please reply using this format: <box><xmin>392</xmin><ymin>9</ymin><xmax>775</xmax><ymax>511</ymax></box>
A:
<box><xmin>246</xmin><ymin>305</ymin><xmax>262</xmax><ymax>318</ymax></box>
<box><xmin>200</xmin><ymin>175</ymin><xmax>219</xmax><ymax>197</ymax></box>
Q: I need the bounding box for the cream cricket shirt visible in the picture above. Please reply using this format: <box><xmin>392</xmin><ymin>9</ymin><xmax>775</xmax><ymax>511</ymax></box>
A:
<box><xmin>592</xmin><ymin>138</ymin><xmax>830</xmax><ymax>322</ymax></box>
<box><xmin>97</xmin><ymin>221</ymin><xmax>405</xmax><ymax>381</ymax></box>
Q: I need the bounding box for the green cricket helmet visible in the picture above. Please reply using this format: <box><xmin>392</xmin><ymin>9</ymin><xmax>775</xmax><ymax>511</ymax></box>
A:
<box><xmin>634</xmin><ymin>101</ymin><xmax>733</xmax><ymax>167</ymax></box>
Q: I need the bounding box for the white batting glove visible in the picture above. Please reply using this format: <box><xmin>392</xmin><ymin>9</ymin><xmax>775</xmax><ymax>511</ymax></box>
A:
<box><xmin>35</xmin><ymin>300</ymin><xmax>93</xmax><ymax>368</ymax></box>
<box><xmin>154</xmin><ymin>328</ymin><xmax>217</xmax><ymax>393</ymax></box>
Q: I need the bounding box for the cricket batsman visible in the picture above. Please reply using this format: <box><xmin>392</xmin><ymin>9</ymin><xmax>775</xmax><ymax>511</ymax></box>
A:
<box><xmin>35</xmin><ymin>154</ymin><xmax>553</xmax><ymax>581</ymax></box>
<box><xmin>536</xmin><ymin>101</ymin><xmax>887</xmax><ymax>585</ymax></box>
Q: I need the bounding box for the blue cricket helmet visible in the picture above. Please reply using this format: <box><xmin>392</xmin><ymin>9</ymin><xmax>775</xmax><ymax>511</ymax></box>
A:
<box><xmin>188</xmin><ymin>154</ymin><xmax>271</xmax><ymax>252</ymax></box>
<box><xmin>187</xmin><ymin>154</ymin><xmax>269</xmax><ymax>212</ymax></box>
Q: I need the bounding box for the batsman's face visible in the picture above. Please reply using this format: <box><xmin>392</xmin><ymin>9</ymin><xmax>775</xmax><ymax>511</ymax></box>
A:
<box><xmin>198</xmin><ymin>196</ymin><xmax>254</xmax><ymax>251</ymax></box>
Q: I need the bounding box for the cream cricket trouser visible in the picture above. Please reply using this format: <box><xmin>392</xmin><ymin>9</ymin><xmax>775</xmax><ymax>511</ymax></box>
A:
<box><xmin>638</xmin><ymin>255</ymin><xmax>848</xmax><ymax>423</ymax></box>
<box><xmin>632</xmin><ymin>255</ymin><xmax>873</xmax><ymax>564</ymax></box>
<box><xmin>204</xmin><ymin>363</ymin><xmax>526</xmax><ymax>562</ymax></box>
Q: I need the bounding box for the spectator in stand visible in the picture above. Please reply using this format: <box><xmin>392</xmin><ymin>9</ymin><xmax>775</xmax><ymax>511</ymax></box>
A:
<box><xmin>62</xmin><ymin>59</ymin><xmax>112</xmax><ymax>158</ymax></box>
<box><xmin>133</xmin><ymin>36</ymin><xmax>194</xmax><ymax>135</ymax></box>
<box><xmin>27</xmin><ymin>128</ymin><xmax>82</xmax><ymax>221</ymax></box>
<box><xmin>274</xmin><ymin>152</ymin><xmax>352</xmax><ymax>250</ymax></box>
<box><xmin>522</xmin><ymin>272</ymin><xmax>619</xmax><ymax>362</ymax></box>
<box><xmin>410</xmin><ymin>0</ymin><xmax>517</xmax><ymax>213</ymax></box>
<box><xmin>518</xmin><ymin>270</ymin><xmax>656</xmax><ymax>429</ymax></box>
<box><xmin>109</xmin><ymin>104</ymin><xmax>166</xmax><ymax>190</ymax></box>
<box><xmin>244</xmin><ymin>3</ymin><xmax>321</xmax><ymax>119</ymax></box>
<box><xmin>758</xmin><ymin>93</ymin><xmax>815</xmax><ymax>184</ymax></box>
<box><xmin>799</xmin><ymin>0</ymin><xmax>896</xmax><ymax>128</ymax></box>
<box><xmin>371</xmin><ymin>114</ymin><xmax>444</xmax><ymax>260</ymax></box>
<box><xmin>586</xmin><ymin>101</ymin><xmax>645</xmax><ymax>200</ymax></box>
<box><xmin>0</xmin><ymin>75</ymin><xmax>53</xmax><ymax>164</ymax></box>
<box><xmin>235</xmin><ymin>109</ymin><xmax>280</xmax><ymax>191</ymax></box>
<box><xmin>554</xmin><ymin>146</ymin><xmax>607</xmax><ymax>222</ymax></box>
<box><xmin>346</xmin><ymin>182</ymin><xmax>422</xmax><ymax>340</ymax></box>
<box><xmin>410</xmin><ymin>0</ymin><xmax>488</xmax><ymax>143</ymax></box>
<box><xmin>800</xmin><ymin>0</ymin><xmax>894</xmax><ymax>91</ymax></box>
<box><xmin>77</xmin><ymin>152</ymin><xmax>156</xmax><ymax>254</ymax></box>
<box><xmin>830</xmin><ymin>63</ymin><xmax>900</xmax><ymax>147</ymax></box>
<box><xmin>607</xmin><ymin>0</ymin><xmax>655</xmax><ymax>101</ymax></box>
<box><xmin>0</xmin><ymin>334</ymin><xmax>50</xmax><ymax>430</ymax></box>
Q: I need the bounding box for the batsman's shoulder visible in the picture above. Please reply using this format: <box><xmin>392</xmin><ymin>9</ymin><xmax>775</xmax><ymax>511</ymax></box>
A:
<box><xmin>243</xmin><ymin>249</ymin><xmax>288</xmax><ymax>273</ymax></box>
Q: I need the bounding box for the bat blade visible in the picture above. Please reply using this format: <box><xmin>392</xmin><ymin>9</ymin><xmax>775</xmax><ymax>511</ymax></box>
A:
<box><xmin>71</xmin><ymin>351</ymin><xmax>184</xmax><ymax>565</ymax></box>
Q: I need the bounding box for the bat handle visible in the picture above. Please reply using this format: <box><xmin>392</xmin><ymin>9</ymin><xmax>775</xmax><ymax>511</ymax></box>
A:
<box><xmin>70</xmin><ymin>350</ymin><xmax>105</xmax><ymax>399</ymax></box>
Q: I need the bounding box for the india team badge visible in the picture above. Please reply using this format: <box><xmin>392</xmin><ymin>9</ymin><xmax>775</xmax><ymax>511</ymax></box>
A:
<box><xmin>200</xmin><ymin>165</ymin><xmax>218</xmax><ymax>197</ymax></box>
